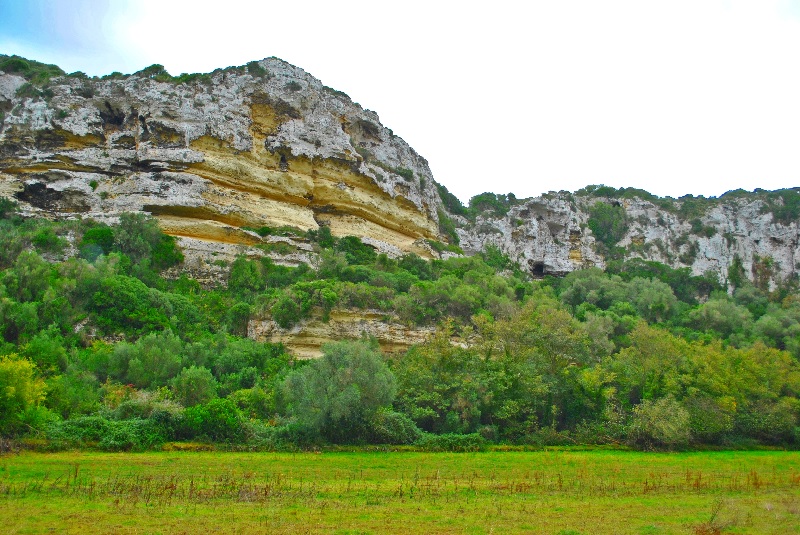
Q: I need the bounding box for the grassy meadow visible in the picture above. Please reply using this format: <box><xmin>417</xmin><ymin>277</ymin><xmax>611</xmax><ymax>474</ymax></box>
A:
<box><xmin>1</xmin><ymin>449</ymin><xmax>800</xmax><ymax>534</ymax></box>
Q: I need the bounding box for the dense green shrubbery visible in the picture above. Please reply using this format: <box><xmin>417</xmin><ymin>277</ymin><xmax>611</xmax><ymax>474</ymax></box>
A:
<box><xmin>2</xmin><ymin>198</ymin><xmax>800</xmax><ymax>451</ymax></box>
<box><xmin>467</xmin><ymin>192</ymin><xmax>516</xmax><ymax>219</ymax></box>
<box><xmin>762</xmin><ymin>188</ymin><xmax>800</xmax><ymax>224</ymax></box>
<box><xmin>416</xmin><ymin>432</ymin><xmax>486</xmax><ymax>452</ymax></box>
<box><xmin>0</xmin><ymin>54</ymin><xmax>65</xmax><ymax>85</ymax></box>
<box><xmin>281</xmin><ymin>340</ymin><xmax>396</xmax><ymax>443</ymax></box>
<box><xmin>436</xmin><ymin>183</ymin><xmax>467</xmax><ymax>216</ymax></box>
<box><xmin>587</xmin><ymin>201</ymin><xmax>629</xmax><ymax>250</ymax></box>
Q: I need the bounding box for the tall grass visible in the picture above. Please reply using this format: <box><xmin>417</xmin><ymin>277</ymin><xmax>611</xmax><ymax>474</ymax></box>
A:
<box><xmin>1</xmin><ymin>450</ymin><xmax>799</xmax><ymax>533</ymax></box>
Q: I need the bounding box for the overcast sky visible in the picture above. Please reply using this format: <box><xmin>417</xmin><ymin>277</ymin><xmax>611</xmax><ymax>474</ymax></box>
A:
<box><xmin>2</xmin><ymin>0</ymin><xmax>800</xmax><ymax>202</ymax></box>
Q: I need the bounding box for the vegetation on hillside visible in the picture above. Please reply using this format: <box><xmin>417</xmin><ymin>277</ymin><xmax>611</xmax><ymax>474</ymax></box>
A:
<box><xmin>1</xmin><ymin>198</ymin><xmax>799</xmax><ymax>451</ymax></box>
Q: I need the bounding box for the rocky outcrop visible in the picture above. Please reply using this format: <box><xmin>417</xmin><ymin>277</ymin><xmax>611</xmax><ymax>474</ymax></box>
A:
<box><xmin>248</xmin><ymin>309</ymin><xmax>435</xmax><ymax>359</ymax></box>
<box><xmin>457</xmin><ymin>194</ymin><xmax>604</xmax><ymax>277</ymax></box>
<box><xmin>0</xmin><ymin>58</ymin><xmax>442</xmax><ymax>263</ymax></box>
<box><xmin>461</xmin><ymin>191</ymin><xmax>799</xmax><ymax>289</ymax></box>
<box><xmin>1</xmin><ymin>56</ymin><xmax>798</xmax><ymax>291</ymax></box>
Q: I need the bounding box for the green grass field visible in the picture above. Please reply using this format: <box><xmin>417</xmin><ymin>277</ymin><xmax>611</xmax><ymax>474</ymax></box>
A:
<box><xmin>1</xmin><ymin>449</ymin><xmax>799</xmax><ymax>534</ymax></box>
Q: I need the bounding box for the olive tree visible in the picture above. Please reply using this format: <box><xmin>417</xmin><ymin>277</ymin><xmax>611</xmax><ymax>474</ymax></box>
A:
<box><xmin>281</xmin><ymin>340</ymin><xmax>396</xmax><ymax>443</ymax></box>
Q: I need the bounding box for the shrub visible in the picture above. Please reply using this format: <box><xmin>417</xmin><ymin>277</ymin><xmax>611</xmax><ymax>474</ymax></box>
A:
<box><xmin>0</xmin><ymin>354</ymin><xmax>46</xmax><ymax>435</ymax></box>
<box><xmin>0</xmin><ymin>55</ymin><xmax>64</xmax><ymax>85</ymax></box>
<box><xmin>436</xmin><ymin>183</ymin><xmax>467</xmax><ymax>215</ymax></box>
<box><xmin>437</xmin><ymin>209</ymin><xmax>460</xmax><ymax>245</ymax></box>
<box><xmin>369</xmin><ymin>408</ymin><xmax>422</xmax><ymax>444</ymax></box>
<box><xmin>229</xmin><ymin>387</ymin><xmax>274</xmax><ymax>419</ymax></box>
<box><xmin>151</xmin><ymin>234</ymin><xmax>183</xmax><ymax>269</ymax></box>
<box><xmin>44</xmin><ymin>415</ymin><xmax>169</xmax><ymax>450</ymax></box>
<box><xmin>415</xmin><ymin>433</ymin><xmax>486</xmax><ymax>452</ymax></box>
<box><xmin>762</xmin><ymin>188</ymin><xmax>800</xmax><ymax>225</ymax></box>
<box><xmin>685</xmin><ymin>396</ymin><xmax>735</xmax><ymax>444</ymax></box>
<box><xmin>31</xmin><ymin>227</ymin><xmax>67</xmax><ymax>254</ymax></box>
<box><xmin>45</xmin><ymin>415</ymin><xmax>110</xmax><ymax>445</ymax></box>
<box><xmin>80</xmin><ymin>224</ymin><xmax>115</xmax><ymax>260</ymax></box>
<box><xmin>181</xmin><ymin>398</ymin><xmax>243</xmax><ymax>442</ymax></box>
<box><xmin>335</xmin><ymin>236</ymin><xmax>377</xmax><ymax>265</ymax></box>
<box><xmin>481</xmin><ymin>244</ymin><xmax>514</xmax><ymax>271</ymax></box>
<box><xmin>307</xmin><ymin>225</ymin><xmax>335</xmax><ymax>248</ymax></box>
<box><xmin>108</xmin><ymin>331</ymin><xmax>184</xmax><ymax>387</ymax></box>
<box><xmin>395</xmin><ymin>167</ymin><xmax>414</xmax><ymax>181</ymax></box>
<box><xmin>628</xmin><ymin>397</ymin><xmax>691</xmax><ymax>450</ymax></box>
<box><xmin>0</xmin><ymin>196</ymin><xmax>19</xmax><ymax>219</ymax></box>
<box><xmin>172</xmin><ymin>366</ymin><xmax>218</xmax><ymax>407</ymax></box>
<box><xmin>281</xmin><ymin>340</ymin><xmax>396</xmax><ymax>443</ymax></box>
<box><xmin>271</xmin><ymin>292</ymin><xmax>304</xmax><ymax>328</ymax></box>
<box><xmin>735</xmin><ymin>399</ymin><xmax>798</xmax><ymax>444</ymax></box>
<box><xmin>588</xmin><ymin>201</ymin><xmax>629</xmax><ymax>249</ymax></box>
<box><xmin>468</xmin><ymin>192</ymin><xmax>511</xmax><ymax>218</ymax></box>
<box><xmin>135</xmin><ymin>64</ymin><xmax>169</xmax><ymax>79</ymax></box>
<box><xmin>114</xmin><ymin>213</ymin><xmax>181</xmax><ymax>267</ymax></box>
<box><xmin>246</xmin><ymin>61</ymin><xmax>267</xmax><ymax>77</ymax></box>
<box><xmin>91</xmin><ymin>276</ymin><xmax>172</xmax><ymax>334</ymax></box>
<box><xmin>99</xmin><ymin>419</ymin><xmax>169</xmax><ymax>451</ymax></box>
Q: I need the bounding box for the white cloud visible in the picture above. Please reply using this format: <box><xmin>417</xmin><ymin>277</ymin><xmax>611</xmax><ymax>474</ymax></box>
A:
<box><xmin>3</xmin><ymin>0</ymin><xmax>800</xmax><ymax>201</ymax></box>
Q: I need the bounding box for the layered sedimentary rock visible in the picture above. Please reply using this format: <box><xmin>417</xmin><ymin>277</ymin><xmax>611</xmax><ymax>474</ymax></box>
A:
<box><xmin>0</xmin><ymin>58</ymin><xmax>442</xmax><ymax>264</ymax></box>
<box><xmin>248</xmin><ymin>310</ymin><xmax>435</xmax><ymax>359</ymax></box>
<box><xmin>1</xmin><ymin>56</ymin><xmax>798</xmax><ymax>300</ymax></box>
<box><xmin>461</xmin><ymin>191</ymin><xmax>799</xmax><ymax>288</ymax></box>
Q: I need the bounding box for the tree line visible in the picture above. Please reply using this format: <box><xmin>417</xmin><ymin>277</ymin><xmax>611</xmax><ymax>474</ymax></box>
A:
<box><xmin>1</xmin><ymin>198</ymin><xmax>799</xmax><ymax>450</ymax></box>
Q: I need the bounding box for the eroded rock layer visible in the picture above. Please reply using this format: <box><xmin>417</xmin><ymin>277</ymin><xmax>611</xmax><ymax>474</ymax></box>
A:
<box><xmin>459</xmin><ymin>191</ymin><xmax>799</xmax><ymax>289</ymax></box>
<box><xmin>1</xmin><ymin>56</ymin><xmax>799</xmax><ymax>298</ymax></box>
<box><xmin>0</xmin><ymin>58</ymin><xmax>442</xmax><ymax>259</ymax></box>
<box><xmin>248</xmin><ymin>310</ymin><xmax>435</xmax><ymax>359</ymax></box>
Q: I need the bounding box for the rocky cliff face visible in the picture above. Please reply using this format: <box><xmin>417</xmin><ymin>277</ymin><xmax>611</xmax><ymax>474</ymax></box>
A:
<box><xmin>248</xmin><ymin>309</ymin><xmax>435</xmax><ymax>359</ymax></box>
<box><xmin>0</xmin><ymin>57</ymin><xmax>443</xmax><ymax>275</ymax></box>
<box><xmin>460</xmin><ymin>189</ymin><xmax>799</xmax><ymax>289</ymax></box>
<box><xmin>1</xmin><ymin>56</ymin><xmax>798</xmax><ymax>291</ymax></box>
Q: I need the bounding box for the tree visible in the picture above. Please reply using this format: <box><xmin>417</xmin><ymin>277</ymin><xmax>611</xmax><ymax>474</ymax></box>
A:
<box><xmin>114</xmin><ymin>213</ymin><xmax>163</xmax><ymax>263</ymax></box>
<box><xmin>91</xmin><ymin>275</ymin><xmax>171</xmax><ymax>333</ymax></box>
<box><xmin>474</xmin><ymin>294</ymin><xmax>591</xmax><ymax>431</ymax></box>
<box><xmin>45</xmin><ymin>369</ymin><xmax>101</xmax><ymax>418</ymax></box>
<box><xmin>228</xmin><ymin>256</ymin><xmax>263</xmax><ymax>296</ymax></box>
<box><xmin>182</xmin><ymin>398</ymin><xmax>243</xmax><ymax>442</ymax></box>
<box><xmin>688</xmin><ymin>298</ymin><xmax>753</xmax><ymax>338</ymax></box>
<box><xmin>109</xmin><ymin>331</ymin><xmax>184</xmax><ymax>388</ymax></box>
<box><xmin>172</xmin><ymin>366</ymin><xmax>218</xmax><ymax>407</ymax></box>
<box><xmin>625</xmin><ymin>277</ymin><xmax>678</xmax><ymax>323</ymax></box>
<box><xmin>628</xmin><ymin>396</ymin><xmax>691</xmax><ymax>449</ymax></box>
<box><xmin>588</xmin><ymin>201</ymin><xmax>628</xmax><ymax>249</ymax></box>
<box><xmin>20</xmin><ymin>325</ymin><xmax>68</xmax><ymax>374</ymax></box>
<box><xmin>559</xmin><ymin>268</ymin><xmax>625</xmax><ymax>310</ymax></box>
<box><xmin>0</xmin><ymin>354</ymin><xmax>46</xmax><ymax>435</ymax></box>
<box><xmin>607</xmin><ymin>322</ymin><xmax>693</xmax><ymax>405</ymax></box>
<box><xmin>225</xmin><ymin>302</ymin><xmax>252</xmax><ymax>337</ymax></box>
<box><xmin>281</xmin><ymin>340</ymin><xmax>396</xmax><ymax>442</ymax></box>
<box><xmin>2</xmin><ymin>250</ymin><xmax>52</xmax><ymax>303</ymax></box>
<box><xmin>393</xmin><ymin>323</ymin><xmax>487</xmax><ymax>434</ymax></box>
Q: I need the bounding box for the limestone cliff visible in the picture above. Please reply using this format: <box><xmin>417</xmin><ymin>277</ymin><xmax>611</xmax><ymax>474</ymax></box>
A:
<box><xmin>0</xmin><ymin>57</ymin><xmax>442</xmax><ymax>271</ymax></box>
<box><xmin>1</xmin><ymin>55</ymin><xmax>798</xmax><ymax>292</ymax></box>
<box><xmin>458</xmin><ymin>189</ymin><xmax>800</xmax><ymax>289</ymax></box>
<box><xmin>248</xmin><ymin>309</ymin><xmax>435</xmax><ymax>359</ymax></box>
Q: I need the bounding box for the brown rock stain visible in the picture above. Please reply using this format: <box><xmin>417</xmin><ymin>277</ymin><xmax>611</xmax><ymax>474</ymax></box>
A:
<box><xmin>249</xmin><ymin>309</ymin><xmax>435</xmax><ymax>359</ymax></box>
